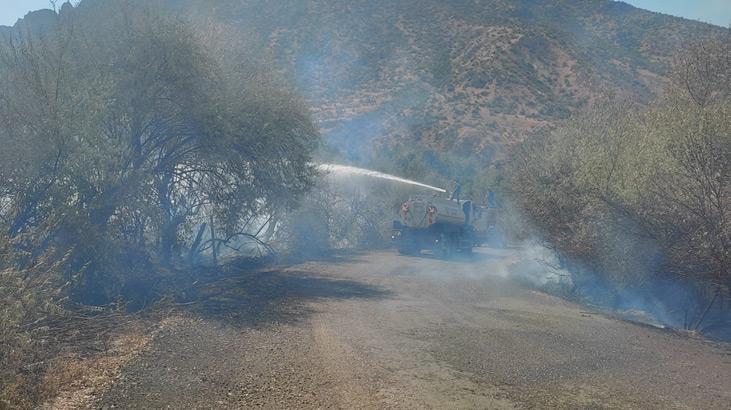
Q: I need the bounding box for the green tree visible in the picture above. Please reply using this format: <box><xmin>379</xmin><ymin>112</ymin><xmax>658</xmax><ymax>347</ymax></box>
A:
<box><xmin>507</xmin><ymin>31</ymin><xmax>730</xmax><ymax>331</ymax></box>
<box><xmin>0</xmin><ymin>1</ymin><xmax>319</xmax><ymax>296</ymax></box>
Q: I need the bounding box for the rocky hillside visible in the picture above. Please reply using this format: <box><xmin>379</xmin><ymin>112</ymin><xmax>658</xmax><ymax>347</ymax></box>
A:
<box><xmin>187</xmin><ymin>0</ymin><xmax>728</xmax><ymax>161</ymax></box>
<box><xmin>3</xmin><ymin>1</ymin><xmax>724</xmax><ymax>161</ymax></box>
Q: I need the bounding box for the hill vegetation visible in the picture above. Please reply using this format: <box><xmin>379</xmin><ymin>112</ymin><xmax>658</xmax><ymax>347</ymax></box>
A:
<box><xmin>160</xmin><ymin>0</ymin><xmax>725</xmax><ymax>162</ymax></box>
<box><xmin>508</xmin><ymin>32</ymin><xmax>730</xmax><ymax>336</ymax></box>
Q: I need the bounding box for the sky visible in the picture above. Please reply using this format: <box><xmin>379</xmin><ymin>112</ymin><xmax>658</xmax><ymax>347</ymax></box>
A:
<box><xmin>623</xmin><ymin>0</ymin><xmax>731</xmax><ymax>27</ymax></box>
<box><xmin>0</xmin><ymin>0</ymin><xmax>57</xmax><ymax>26</ymax></box>
<box><xmin>0</xmin><ymin>0</ymin><xmax>730</xmax><ymax>27</ymax></box>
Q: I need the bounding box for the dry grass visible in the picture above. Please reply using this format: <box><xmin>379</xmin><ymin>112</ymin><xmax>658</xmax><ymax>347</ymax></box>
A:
<box><xmin>41</xmin><ymin>321</ymin><xmax>160</xmax><ymax>410</ymax></box>
<box><xmin>1</xmin><ymin>308</ymin><xmax>163</xmax><ymax>409</ymax></box>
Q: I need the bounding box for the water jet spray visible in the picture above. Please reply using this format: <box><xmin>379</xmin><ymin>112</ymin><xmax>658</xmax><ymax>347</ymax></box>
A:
<box><xmin>317</xmin><ymin>164</ymin><xmax>446</xmax><ymax>193</ymax></box>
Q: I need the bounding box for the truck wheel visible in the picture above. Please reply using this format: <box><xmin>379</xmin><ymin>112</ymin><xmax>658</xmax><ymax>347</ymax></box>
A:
<box><xmin>437</xmin><ymin>234</ymin><xmax>453</xmax><ymax>259</ymax></box>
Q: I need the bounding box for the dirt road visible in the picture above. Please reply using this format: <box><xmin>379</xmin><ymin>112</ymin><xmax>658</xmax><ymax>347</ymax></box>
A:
<box><xmin>94</xmin><ymin>249</ymin><xmax>731</xmax><ymax>409</ymax></box>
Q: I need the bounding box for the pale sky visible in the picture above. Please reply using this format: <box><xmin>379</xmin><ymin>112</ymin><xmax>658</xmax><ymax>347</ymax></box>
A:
<box><xmin>0</xmin><ymin>0</ymin><xmax>57</xmax><ymax>26</ymax></box>
<box><xmin>0</xmin><ymin>0</ymin><xmax>730</xmax><ymax>27</ymax></box>
<box><xmin>623</xmin><ymin>0</ymin><xmax>731</xmax><ymax>27</ymax></box>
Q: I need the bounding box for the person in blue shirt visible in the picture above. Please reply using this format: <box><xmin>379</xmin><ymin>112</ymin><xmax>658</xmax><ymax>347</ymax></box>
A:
<box><xmin>450</xmin><ymin>180</ymin><xmax>461</xmax><ymax>202</ymax></box>
<box><xmin>487</xmin><ymin>189</ymin><xmax>496</xmax><ymax>208</ymax></box>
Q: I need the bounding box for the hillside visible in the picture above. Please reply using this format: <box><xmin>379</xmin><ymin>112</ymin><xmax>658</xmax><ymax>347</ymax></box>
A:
<box><xmin>182</xmin><ymin>0</ymin><xmax>722</xmax><ymax>162</ymax></box>
<box><xmin>2</xmin><ymin>0</ymin><xmax>724</xmax><ymax>161</ymax></box>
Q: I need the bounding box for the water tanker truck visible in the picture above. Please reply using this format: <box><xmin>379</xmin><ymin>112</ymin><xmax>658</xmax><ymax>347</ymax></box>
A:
<box><xmin>392</xmin><ymin>195</ymin><xmax>502</xmax><ymax>257</ymax></box>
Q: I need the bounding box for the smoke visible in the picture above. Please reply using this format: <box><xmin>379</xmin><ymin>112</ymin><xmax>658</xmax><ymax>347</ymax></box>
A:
<box><xmin>309</xmin><ymin>162</ymin><xmax>698</xmax><ymax>334</ymax></box>
<box><xmin>506</xmin><ymin>239</ymin><xmax>694</xmax><ymax>330</ymax></box>
<box><xmin>308</xmin><ymin>161</ymin><xmax>706</xmax><ymax>335</ymax></box>
<box><xmin>508</xmin><ymin>242</ymin><xmax>573</xmax><ymax>288</ymax></box>
<box><xmin>454</xmin><ymin>199</ymin><xmax>689</xmax><ymax>331</ymax></box>
<box><xmin>318</xmin><ymin>163</ymin><xmax>447</xmax><ymax>193</ymax></box>
<box><xmin>488</xmin><ymin>240</ymin><xmax>688</xmax><ymax>330</ymax></box>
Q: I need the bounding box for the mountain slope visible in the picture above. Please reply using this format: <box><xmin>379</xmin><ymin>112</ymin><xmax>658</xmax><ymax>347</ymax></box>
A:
<box><xmin>191</xmin><ymin>0</ymin><xmax>723</xmax><ymax>161</ymax></box>
<box><xmin>3</xmin><ymin>0</ymin><xmax>725</xmax><ymax>161</ymax></box>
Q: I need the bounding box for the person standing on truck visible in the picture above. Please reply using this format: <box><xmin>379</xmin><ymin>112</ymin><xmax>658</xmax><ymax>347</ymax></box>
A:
<box><xmin>462</xmin><ymin>200</ymin><xmax>472</xmax><ymax>226</ymax></box>
<box><xmin>487</xmin><ymin>189</ymin><xmax>496</xmax><ymax>208</ymax></box>
<box><xmin>450</xmin><ymin>179</ymin><xmax>461</xmax><ymax>202</ymax></box>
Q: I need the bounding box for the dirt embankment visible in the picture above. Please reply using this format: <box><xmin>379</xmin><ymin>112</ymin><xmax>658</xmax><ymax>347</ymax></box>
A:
<box><xmin>51</xmin><ymin>249</ymin><xmax>730</xmax><ymax>409</ymax></box>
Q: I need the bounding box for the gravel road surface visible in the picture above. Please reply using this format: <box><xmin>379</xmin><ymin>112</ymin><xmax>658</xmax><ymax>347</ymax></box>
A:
<box><xmin>95</xmin><ymin>249</ymin><xmax>731</xmax><ymax>409</ymax></box>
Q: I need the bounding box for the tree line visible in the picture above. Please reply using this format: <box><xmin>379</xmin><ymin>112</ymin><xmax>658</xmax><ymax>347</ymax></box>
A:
<box><xmin>0</xmin><ymin>1</ymin><xmax>319</xmax><ymax>299</ymax></box>
<box><xmin>507</xmin><ymin>32</ymin><xmax>730</xmax><ymax>334</ymax></box>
